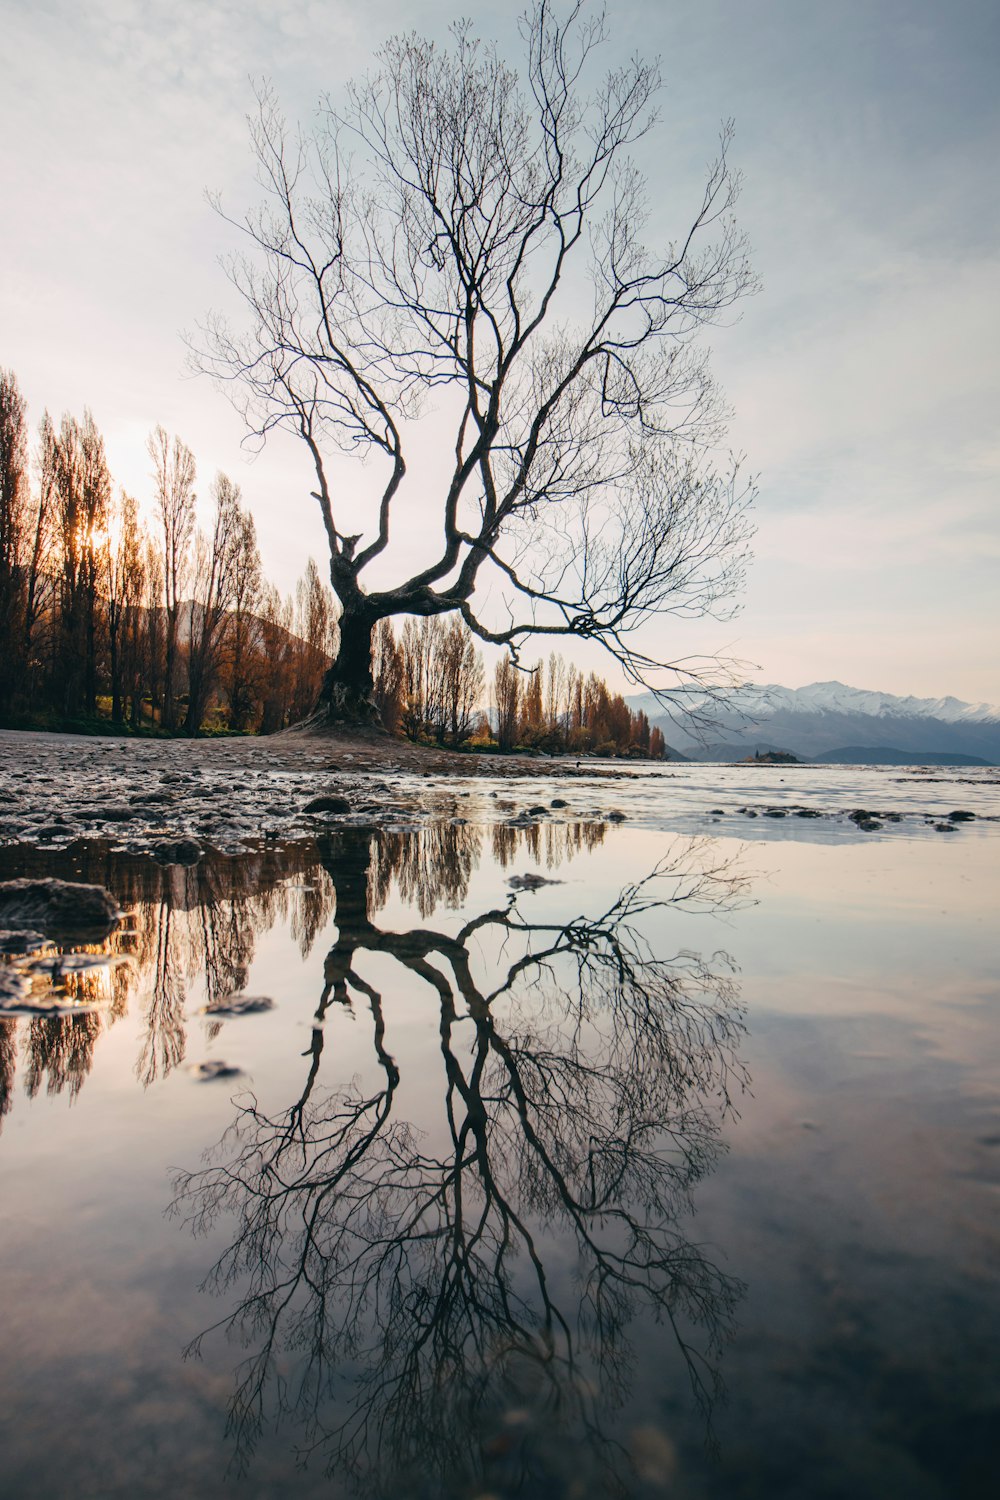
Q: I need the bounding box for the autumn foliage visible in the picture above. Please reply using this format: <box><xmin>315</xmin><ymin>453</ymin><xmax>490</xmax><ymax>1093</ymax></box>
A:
<box><xmin>0</xmin><ymin>367</ymin><xmax>337</xmax><ymax>734</ymax></box>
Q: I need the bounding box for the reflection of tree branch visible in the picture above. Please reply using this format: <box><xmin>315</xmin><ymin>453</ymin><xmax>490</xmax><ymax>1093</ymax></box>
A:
<box><xmin>173</xmin><ymin>831</ymin><xmax>749</xmax><ymax>1495</ymax></box>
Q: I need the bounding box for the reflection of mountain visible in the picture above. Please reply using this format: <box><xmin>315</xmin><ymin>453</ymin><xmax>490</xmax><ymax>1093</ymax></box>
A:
<box><xmin>628</xmin><ymin>680</ymin><xmax>1000</xmax><ymax>763</ymax></box>
<box><xmin>173</xmin><ymin>831</ymin><xmax>750</xmax><ymax>1498</ymax></box>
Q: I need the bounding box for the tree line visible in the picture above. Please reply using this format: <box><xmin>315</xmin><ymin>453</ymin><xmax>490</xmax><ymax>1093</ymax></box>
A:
<box><xmin>373</xmin><ymin>617</ymin><xmax>667</xmax><ymax>758</ymax></box>
<box><xmin>0</xmin><ymin>366</ymin><xmax>337</xmax><ymax>733</ymax></box>
<box><xmin>0</xmin><ymin>364</ymin><xmax>666</xmax><ymax>755</ymax></box>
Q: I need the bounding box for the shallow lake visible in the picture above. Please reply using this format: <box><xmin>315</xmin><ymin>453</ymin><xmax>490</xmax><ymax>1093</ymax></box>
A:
<box><xmin>0</xmin><ymin>771</ymin><xmax>997</xmax><ymax>1498</ymax></box>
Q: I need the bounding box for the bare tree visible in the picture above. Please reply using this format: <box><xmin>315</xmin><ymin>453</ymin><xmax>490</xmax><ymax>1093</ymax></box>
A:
<box><xmin>51</xmin><ymin>411</ymin><xmax>111</xmax><ymax>716</ymax></box>
<box><xmin>291</xmin><ymin>558</ymin><xmax>338</xmax><ymax>721</ymax></box>
<box><xmin>0</xmin><ymin>369</ymin><xmax>29</xmax><ymax>710</ymax></box>
<box><xmin>371</xmin><ymin>618</ymin><xmax>404</xmax><ymax>733</ymax></box>
<box><xmin>142</xmin><ymin>536</ymin><xmax>166</xmax><ymax>726</ymax></box>
<box><xmin>195</xmin><ymin>2</ymin><xmax>755</xmax><ymax>728</ymax></box>
<box><xmin>104</xmin><ymin>491</ymin><xmax>144</xmax><ymax>723</ymax></box>
<box><xmin>493</xmin><ymin>654</ymin><xmax>521</xmax><ymax>751</ymax></box>
<box><xmin>224</xmin><ymin>507</ymin><xmax>264</xmax><ymax>732</ymax></box>
<box><xmin>185</xmin><ymin>472</ymin><xmax>242</xmax><ymax>732</ymax></box>
<box><xmin>23</xmin><ymin>413</ymin><xmax>57</xmax><ymax>701</ymax></box>
<box><xmin>148</xmin><ymin>426</ymin><xmax>196</xmax><ymax>729</ymax></box>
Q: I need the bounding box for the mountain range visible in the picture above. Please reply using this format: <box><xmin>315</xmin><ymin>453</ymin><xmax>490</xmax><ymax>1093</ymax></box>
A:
<box><xmin>626</xmin><ymin>680</ymin><xmax>1000</xmax><ymax>765</ymax></box>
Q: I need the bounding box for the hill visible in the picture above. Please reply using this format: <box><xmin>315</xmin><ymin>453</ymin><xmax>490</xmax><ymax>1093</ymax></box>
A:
<box><xmin>626</xmin><ymin>680</ymin><xmax>1000</xmax><ymax>765</ymax></box>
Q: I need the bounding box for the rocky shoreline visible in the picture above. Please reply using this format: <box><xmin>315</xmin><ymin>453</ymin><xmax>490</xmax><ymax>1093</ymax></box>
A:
<box><xmin>0</xmin><ymin>726</ymin><xmax>607</xmax><ymax>860</ymax></box>
<box><xmin>0</xmin><ymin>728</ymin><xmax>991</xmax><ymax>862</ymax></box>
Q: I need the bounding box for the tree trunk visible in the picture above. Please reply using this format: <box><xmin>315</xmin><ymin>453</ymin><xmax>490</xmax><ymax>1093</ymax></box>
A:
<box><xmin>305</xmin><ymin>606</ymin><xmax>384</xmax><ymax>730</ymax></box>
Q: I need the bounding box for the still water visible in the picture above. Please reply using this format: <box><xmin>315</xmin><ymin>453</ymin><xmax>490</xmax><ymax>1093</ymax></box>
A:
<box><xmin>0</xmin><ymin>800</ymin><xmax>997</xmax><ymax>1498</ymax></box>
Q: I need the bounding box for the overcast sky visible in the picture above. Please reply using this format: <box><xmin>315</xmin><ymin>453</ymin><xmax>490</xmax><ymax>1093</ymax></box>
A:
<box><xmin>3</xmin><ymin>0</ymin><xmax>998</xmax><ymax>703</ymax></box>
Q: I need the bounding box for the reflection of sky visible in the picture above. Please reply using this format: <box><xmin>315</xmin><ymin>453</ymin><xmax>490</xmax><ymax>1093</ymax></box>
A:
<box><xmin>2</xmin><ymin>1</ymin><xmax>997</xmax><ymax>700</ymax></box>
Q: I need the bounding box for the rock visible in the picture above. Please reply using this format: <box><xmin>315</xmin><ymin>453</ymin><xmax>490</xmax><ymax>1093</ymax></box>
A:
<box><xmin>201</xmin><ymin>994</ymin><xmax>275</xmax><ymax>1017</ymax></box>
<box><xmin>607</xmin><ymin>810</ymin><xmax>627</xmax><ymax>822</ymax></box>
<box><xmin>948</xmin><ymin>810</ymin><xmax>975</xmax><ymax>822</ymax></box>
<box><xmin>76</xmin><ymin>804</ymin><xmax>135</xmax><ymax>822</ymax></box>
<box><xmin>763</xmin><ymin>808</ymin><xmax>787</xmax><ymax>818</ymax></box>
<box><xmin>856</xmin><ymin>818</ymin><xmax>882</xmax><ymax>831</ymax></box>
<box><xmin>550</xmin><ymin>798</ymin><xmax>568</xmax><ymax>809</ymax></box>
<box><xmin>795</xmin><ymin>808</ymin><xmax>822</xmax><ymax>818</ymax></box>
<box><xmin>0</xmin><ymin>929</ymin><xmax>50</xmax><ymax>955</ymax></box>
<box><xmin>153</xmin><ymin>839</ymin><xmax>202</xmax><ymax>866</ymax></box>
<box><xmin>304</xmin><ymin>794</ymin><xmax>351</xmax><ymax>814</ymax></box>
<box><xmin>0</xmin><ymin>970</ymin><xmax>32</xmax><ymax>1010</ymax></box>
<box><xmin>188</xmin><ymin>1060</ymin><xmax>244</xmax><ymax>1082</ymax></box>
<box><xmin>526</xmin><ymin>805</ymin><xmax>548</xmax><ymax>816</ymax></box>
<box><xmin>0</xmin><ymin>878</ymin><xmax>120</xmax><ymax>935</ymax></box>
<box><xmin>933</xmin><ymin>821</ymin><xmax>958</xmax><ymax>832</ymax></box>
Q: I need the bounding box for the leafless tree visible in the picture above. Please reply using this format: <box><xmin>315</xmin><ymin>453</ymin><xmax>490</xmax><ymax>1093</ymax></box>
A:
<box><xmin>148</xmin><ymin>426</ymin><xmax>197</xmax><ymax>729</ymax></box>
<box><xmin>291</xmin><ymin>558</ymin><xmax>338</xmax><ymax>721</ymax></box>
<box><xmin>0</xmin><ymin>369</ymin><xmax>29</xmax><ymax>708</ymax></box>
<box><xmin>371</xmin><ymin>618</ymin><xmax>404</xmax><ymax>733</ymax></box>
<box><xmin>185</xmin><ymin>472</ymin><xmax>242</xmax><ymax>732</ymax></box>
<box><xmin>51</xmin><ymin>411</ymin><xmax>111</xmax><ymax>715</ymax></box>
<box><xmin>23</xmin><ymin>414</ymin><xmax>57</xmax><ymax>700</ymax></box>
<box><xmin>104</xmin><ymin>491</ymin><xmax>144</xmax><ymax>723</ymax></box>
<box><xmin>493</xmin><ymin>653</ymin><xmax>520</xmax><ymax>751</ymax></box>
<box><xmin>224</xmin><ymin>507</ymin><xmax>264</xmax><ymax>732</ymax></box>
<box><xmin>195</xmin><ymin>1</ymin><xmax>755</xmax><ymax>728</ymax></box>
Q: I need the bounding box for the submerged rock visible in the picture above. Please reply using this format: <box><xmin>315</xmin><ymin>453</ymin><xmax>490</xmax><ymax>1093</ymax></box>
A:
<box><xmin>201</xmin><ymin>994</ymin><xmax>275</xmax><ymax>1017</ymax></box>
<box><xmin>507</xmin><ymin>873</ymin><xmax>562</xmax><ymax>891</ymax></box>
<box><xmin>304</xmin><ymin>793</ymin><xmax>352</xmax><ymax>814</ymax></box>
<box><xmin>189</xmin><ymin>1060</ymin><xmax>244</xmax><ymax>1082</ymax></box>
<box><xmin>153</xmin><ymin>839</ymin><xmax>202</xmax><ymax>866</ymax></box>
<box><xmin>0</xmin><ymin>929</ymin><xmax>50</xmax><ymax>955</ymax></box>
<box><xmin>0</xmin><ymin>968</ymin><xmax>31</xmax><ymax>1007</ymax></box>
<box><xmin>75</xmin><ymin>803</ymin><xmax>135</xmax><ymax>822</ymax></box>
<box><xmin>0</xmin><ymin>878</ymin><xmax>120</xmax><ymax>935</ymax></box>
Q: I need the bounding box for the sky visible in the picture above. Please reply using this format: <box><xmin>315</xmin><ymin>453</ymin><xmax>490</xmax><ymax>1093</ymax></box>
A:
<box><xmin>2</xmin><ymin>0</ymin><xmax>998</xmax><ymax>704</ymax></box>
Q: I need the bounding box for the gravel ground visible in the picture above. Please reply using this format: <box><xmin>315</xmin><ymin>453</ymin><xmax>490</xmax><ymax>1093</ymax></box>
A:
<box><xmin>0</xmin><ymin>727</ymin><xmax>608</xmax><ymax>859</ymax></box>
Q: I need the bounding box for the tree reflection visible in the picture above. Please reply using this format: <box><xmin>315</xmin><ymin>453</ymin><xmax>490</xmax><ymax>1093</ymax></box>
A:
<box><xmin>0</xmin><ymin>825</ymin><xmax>606</xmax><ymax>1116</ymax></box>
<box><xmin>0</xmin><ymin>840</ymin><xmax>337</xmax><ymax>1108</ymax></box>
<box><xmin>173</xmin><ymin>830</ymin><xmax>749</xmax><ymax>1498</ymax></box>
<box><xmin>0</xmin><ymin>1017</ymin><xmax>16</xmax><ymax>1134</ymax></box>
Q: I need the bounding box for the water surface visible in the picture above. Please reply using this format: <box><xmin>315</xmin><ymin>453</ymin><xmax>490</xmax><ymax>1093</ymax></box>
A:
<box><xmin>0</xmin><ymin>789</ymin><xmax>997</xmax><ymax>1498</ymax></box>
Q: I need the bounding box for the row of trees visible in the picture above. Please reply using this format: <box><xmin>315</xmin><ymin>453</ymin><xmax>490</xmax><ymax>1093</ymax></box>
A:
<box><xmin>0</xmin><ymin>366</ymin><xmax>337</xmax><ymax>733</ymax></box>
<box><xmin>0</xmin><ymin>358</ymin><xmax>667</xmax><ymax>752</ymax></box>
<box><xmin>492</xmin><ymin>650</ymin><xmax>667</xmax><ymax>757</ymax></box>
<box><xmin>372</xmin><ymin>616</ymin><xmax>667</xmax><ymax>757</ymax></box>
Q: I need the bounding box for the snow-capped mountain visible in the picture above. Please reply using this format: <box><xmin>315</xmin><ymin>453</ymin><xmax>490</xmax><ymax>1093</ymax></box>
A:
<box><xmin>716</xmin><ymin>681</ymin><xmax>1000</xmax><ymax>725</ymax></box>
<box><xmin>626</xmin><ymin>681</ymin><xmax>1000</xmax><ymax>763</ymax></box>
